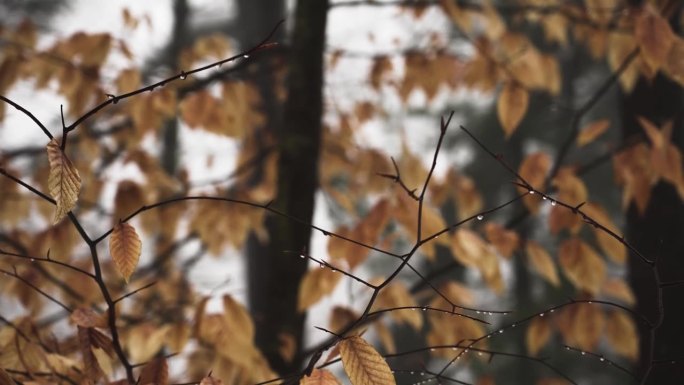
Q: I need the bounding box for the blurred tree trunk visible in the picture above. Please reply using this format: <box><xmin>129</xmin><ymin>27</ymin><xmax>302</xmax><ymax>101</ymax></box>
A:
<box><xmin>623</xmin><ymin>4</ymin><xmax>684</xmax><ymax>383</ymax></box>
<box><xmin>246</xmin><ymin>0</ymin><xmax>328</xmax><ymax>375</ymax></box>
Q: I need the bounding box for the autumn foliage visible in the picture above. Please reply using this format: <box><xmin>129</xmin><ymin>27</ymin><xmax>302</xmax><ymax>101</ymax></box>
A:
<box><xmin>0</xmin><ymin>1</ymin><xmax>683</xmax><ymax>385</ymax></box>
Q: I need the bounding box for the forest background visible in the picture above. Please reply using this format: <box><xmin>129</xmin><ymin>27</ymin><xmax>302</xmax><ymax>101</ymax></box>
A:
<box><xmin>0</xmin><ymin>1</ymin><xmax>683</xmax><ymax>385</ymax></box>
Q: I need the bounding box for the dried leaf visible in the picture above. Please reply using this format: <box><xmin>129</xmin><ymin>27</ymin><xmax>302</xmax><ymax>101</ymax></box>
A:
<box><xmin>635</xmin><ymin>7</ymin><xmax>675</xmax><ymax>73</ymax></box>
<box><xmin>581</xmin><ymin>203</ymin><xmax>626</xmax><ymax>264</ymax></box>
<box><xmin>577</xmin><ymin>119</ymin><xmax>610</xmax><ymax>147</ymax></box>
<box><xmin>559</xmin><ymin>238</ymin><xmax>606</xmax><ymax>295</ymax></box>
<box><xmin>109</xmin><ymin>222</ymin><xmax>142</xmax><ymax>282</ymax></box>
<box><xmin>601</xmin><ymin>278</ymin><xmax>635</xmax><ymax>306</ymax></box>
<box><xmin>0</xmin><ymin>368</ymin><xmax>13</xmax><ymax>385</ymax></box>
<box><xmin>298</xmin><ymin>267</ymin><xmax>342</xmax><ymax>311</ymax></box>
<box><xmin>77</xmin><ymin>326</ymin><xmax>105</xmax><ymax>382</ymax></box>
<box><xmin>572</xmin><ymin>304</ymin><xmax>605</xmax><ymax>350</ymax></box>
<box><xmin>375</xmin><ymin>282</ymin><xmax>422</xmax><ymax>330</ymax></box>
<box><xmin>518</xmin><ymin>152</ymin><xmax>552</xmax><ymax>213</ymax></box>
<box><xmin>497</xmin><ymin>82</ymin><xmax>529</xmax><ymax>137</ymax></box>
<box><xmin>70</xmin><ymin>308</ymin><xmax>107</xmax><ymax>328</ymax></box>
<box><xmin>339</xmin><ymin>336</ymin><xmax>396</xmax><ymax>385</ymax></box>
<box><xmin>47</xmin><ymin>138</ymin><xmax>82</xmax><ymax>223</ymax></box>
<box><xmin>605</xmin><ymin>311</ymin><xmax>638</xmax><ymax>360</ymax></box>
<box><xmin>138</xmin><ymin>357</ymin><xmax>168</xmax><ymax>385</ymax></box>
<box><xmin>484</xmin><ymin>222</ymin><xmax>519</xmax><ymax>258</ymax></box>
<box><xmin>526</xmin><ymin>317</ymin><xmax>552</xmax><ymax>356</ymax></box>
<box><xmin>200</xmin><ymin>376</ymin><xmax>224</xmax><ymax>385</ymax></box>
<box><xmin>301</xmin><ymin>369</ymin><xmax>342</xmax><ymax>385</ymax></box>
<box><xmin>526</xmin><ymin>241</ymin><xmax>560</xmax><ymax>287</ymax></box>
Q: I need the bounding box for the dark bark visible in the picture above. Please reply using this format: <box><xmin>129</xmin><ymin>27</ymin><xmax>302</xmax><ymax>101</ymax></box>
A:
<box><xmin>246</xmin><ymin>0</ymin><xmax>328</xmax><ymax>375</ymax></box>
<box><xmin>623</xmin><ymin>53</ymin><xmax>684</xmax><ymax>385</ymax></box>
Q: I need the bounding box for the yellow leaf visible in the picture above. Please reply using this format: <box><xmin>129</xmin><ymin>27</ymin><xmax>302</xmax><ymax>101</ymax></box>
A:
<box><xmin>109</xmin><ymin>222</ymin><xmax>142</xmax><ymax>282</ymax></box>
<box><xmin>526</xmin><ymin>241</ymin><xmax>560</xmax><ymax>287</ymax></box>
<box><xmin>47</xmin><ymin>138</ymin><xmax>82</xmax><ymax>223</ymax></box>
<box><xmin>298</xmin><ymin>267</ymin><xmax>342</xmax><ymax>311</ymax></box>
<box><xmin>92</xmin><ymin>347</ymin><xmax>113</xmax><ymax>377</ymax></box>
<box><xmin>526</xmin><ymin>317</ymin><xmax>552</xmax><ymax>356</ymax></box>
<box><xmin>497</xmin><ymin>82</ymin><xmax>529</xmax><ymax>137</ymax></box>
<box><xmin>301</xmin><ymin>369</ymin><xmax>342</xmax><ymax>385</ymax></box>
<box><xmin>635</xmin><ymin>7</ymin><xmax>675</xmax><ymax>73</ymax></box>
<box><xmin>139</xmin><ymin>357</ymin><xmax>169</xmax><ymax>385</ymax></box>
<box><xmin>339</xmin><ymin>336</ymin><xmax>396</xmax><ymax>385</ymax></box>
<box><xmin>605</xmin><ymin>311</ymin><xmax>638</xmax><ymax>361</ymax></box>
<box><xmin>222</xmin><ymin>295</ymin><xmax>255</xmax><ymax>343</ymax></box>
<box><xmin>559</xmin><ymin>238</ymin><xmax>606</xmax><ymax>295</ymax></box>
<box><xmin>577</xmin><ymin>119</ymin><xmax>610</xmax><ymax>147</ymax></box>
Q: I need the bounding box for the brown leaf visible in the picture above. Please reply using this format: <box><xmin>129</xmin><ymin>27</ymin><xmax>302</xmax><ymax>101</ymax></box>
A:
<box><xmin>635</xmin><ymin>7</ymin><xmax>675</xmax><ymax>73</ymax></box>
<box><xmin>558</xmin><ymin>238</ymin><xmax>606</xmax><ymax>295</ymax></box>
<box><xmin>484</xmin><ymin>222</ymin><xmax>519</xmax><ymax>258</ymax></box>
<box><xmin>497</xmin><ymin>82</ymin><xmax>529</xmax><ymax>137</ymax></box>
<box><xmin>601</xmin><ymin>278</ymin><xmax>636</xmax><ymax>306</ymax></box>
<box><xmin>199</xmin><ymin>376</ymin><xmax>224</xmax><ymax>385</ymax></box>
<box><xmin>47</xmin><ymin>138</ymin><xmax>82</xmax><ymax>223</ymax></box>
<box><xmin>339</xmin><ymin>336</ymin><xmax>396</xmax><ymax>385</ymax></box>
<box><xmin>109</xmin><ymin>222</ymin><xmax>142</xmax><ymax>282</ymax></box>
<box><xmin>605</xmin><ymin>311</ymin><xmax>638</xmax><ymax>360</ymax></box>
<box><xmin>526</xmin><ymin>241</ymin><xmax>560</xmax><ymax>287</ymax></box>
<box><xmin>526</xmin><ymin>317</ymin><xmax>552</xmax><ymax>356</ymax></box>
<box><xmin>664</xmin><ymin>35</ymin><xmax>684</xmax><ymax>86</ymax></box>
<box><xmin>577</xmin><ymin>119</ymin><xmax>610</xmax><ymax>147</ymax></box>
<box><xmin>301</xmin><ymin>369</ymin><xmax>342</xmax><ymax>385</ymax></box>
<box><xmin>70</xmin><ymin>308</ymin><xmax>107</xmax><ymax>328</ymax></box>
<box><xmin>77</xmin><ymin>326</ymin><xmax>105</xmax><ymax>382</ymax></box>
<box><xmin>139</xmin><ymin>357</ymin><xmax>169</xmax><ymax>385</ymax></box>
<box><xmin>572</xmin><ymin>304</ymin><xmax>605</xmax><ymax>351</ymax></box>
<box><xmin>0</xmin><ymin>368</ymin><xmax>13</xmax><ymax>385</ymax></box>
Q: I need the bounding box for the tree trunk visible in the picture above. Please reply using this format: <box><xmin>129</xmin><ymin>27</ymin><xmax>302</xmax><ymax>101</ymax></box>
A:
<box><xmin>622</xmin><ymin>51</ymin><xmax>684</xmax><ymax>385</ymax></box>
<box><xmin>247</xmin><ymin>0</ymin><xmax>329</xmax><ymax>375</ymax></box>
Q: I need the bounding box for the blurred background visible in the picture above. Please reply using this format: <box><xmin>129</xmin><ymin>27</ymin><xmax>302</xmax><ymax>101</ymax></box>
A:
<box><xmin>0</xmin><ymin>1</ymin><xmax>683</xmax><ymax>384</ymax></box>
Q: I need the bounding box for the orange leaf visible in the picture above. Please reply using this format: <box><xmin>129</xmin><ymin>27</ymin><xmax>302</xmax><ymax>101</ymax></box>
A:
<box><xmin>635</xmin><ymin>7</ymin><xmax>675</xmax><ymax>73</ymax></box>
<box><xmin>47</xmin><ymin>138</ymin><xmax>82</xmax><ymax>223</ymax></box>
<box><xmin>558</xmin><ymin>238</ymin><xmax>606</xmax><ymax>295</ymax></box>
<box><xmin>605</xmin><ymin>311</ymin><xmax>638</xmax><ymax>361</ymax></box>
<box><xmin>497</xmin><ymin>82</ymin><xmax>529</xmax><ymax>137</ymax></box>
<box><xmin>339</xmin><ymin>336</ymin><xmax>396</xmax><ymax>385</ymax></box>
<box><xmin>526</xmin><ymin>241</ymin><xmax>560</xmax><ymax>287</ymax></box>
<box><xmin>301</xmin><ymin>369</ymin><xmax>343</xmax><ymax>385</ymax></box>
<box><xmin>109</xmin><ymin>222</ymin><xmax>142</xmax><ymax>282</ymax></box>
<box><xmin>526</xmin><ymin>316</ymin><xmax>552</xmax><ymax>356</ymax></box>
<box><xmin>577</xmin><ymin>119</ymin><xmax>610</xmax><ymax>147</ymax></box>
<box><xmin>571</xmin><ymin>304</ymin><xmax>604</xmax><ymax>351</ymax></box>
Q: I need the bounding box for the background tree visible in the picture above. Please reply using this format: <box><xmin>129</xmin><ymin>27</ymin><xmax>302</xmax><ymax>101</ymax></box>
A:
<box><xmin>0</xmin><ymin>1</ymin><xmax>683</xmax><ymax>385</ymax></box>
